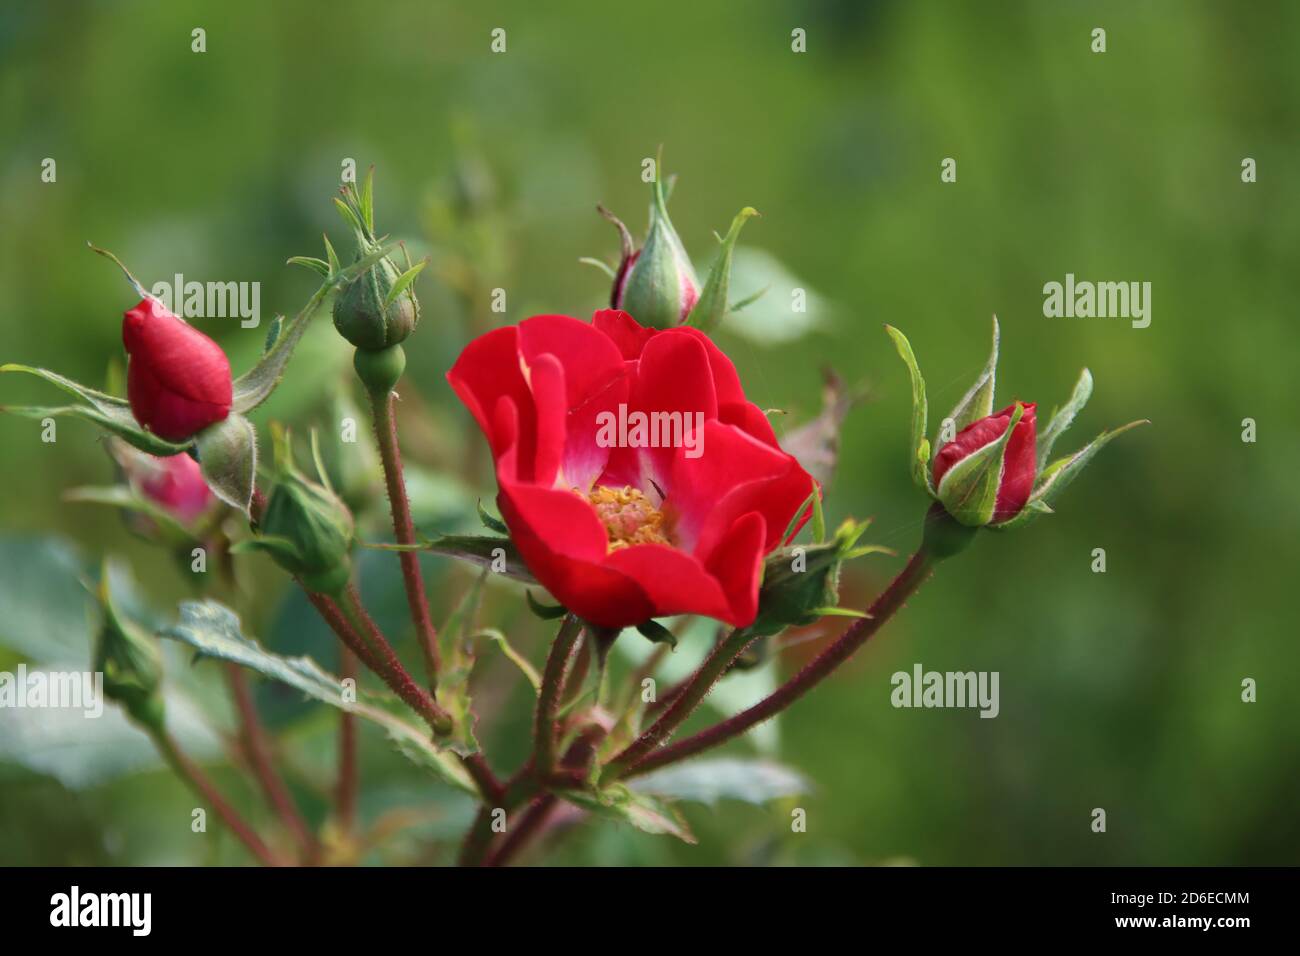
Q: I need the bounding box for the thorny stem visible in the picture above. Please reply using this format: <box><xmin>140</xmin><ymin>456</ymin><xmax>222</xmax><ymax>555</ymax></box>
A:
<box><xmin>602</xmin><ymin>625</ymin><xmax>757</xmax><ymax>780</ymax></box>
<box><xmin>368</xmin><ymin>389</ymin><xmax>442</xmax><ymax>692</ymax></box>
<box><xmin>225</xmin><ymin>664</ymin><xmax>317</xmax><ymax>863</ymax></box>
<box><xmin>336</xmin><ymin>648</ymin><xmax>359</xmax><ymax>835</ymax></box>
<box><xmin>534</xmin><ymin>615</ymin><xmax>584</xmax><ymax>780</ymax></box>
<box><xmin>150</xmin><ymin>728</ymin><xmax>285</xmax><ymax>867</ymax></box>
<box><xmin>610</xmin><ymin>547</ymin><xmax>938</xmax><ymax>781</ymax></box>
<box><xmin>337</xmin><ymin>583</ymin><xmax>453</xmax><ymax>734</ymax></box>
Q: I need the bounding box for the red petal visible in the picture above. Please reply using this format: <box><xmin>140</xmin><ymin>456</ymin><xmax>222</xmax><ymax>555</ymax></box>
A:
<box><xmin>603</xmin><ymin>543</ymin><xmax>731</xmax><ymax>622</ymax></box>
<box><xmin>702</xmin><ymin>511</ymin><xmax>768</xmax><ymax>627</ymax></box>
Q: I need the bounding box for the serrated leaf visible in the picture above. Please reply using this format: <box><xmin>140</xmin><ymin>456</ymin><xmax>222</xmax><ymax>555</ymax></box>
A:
<box><xmin>434</xmin><ymin>571</ymin><xmax>487</xmax><ymax>757</ymax></box>
<box><xmin>560</xmin><ymin>784</ymin><xmax>696</xmax><ymax>843</ymax></box>
<box><xmin>884</xmin><ymin>325</ymin><xmax>932</xmax><ymax>493</ymax></box>
<box><xmin>1037</xmin><ymin>368</ymin><xmax>1094</xmax><ymax>471</ymax></box>
<box><xmin>632</xmin><ymin>757</ymin><xmax>810</xmax><ymax>806</ymax></box>
<box><xmin>945</xmin><ymin>316</ymin><xmax>1000</xmax><ymax>437</ymax></box>
<box><xmin>157</xmin><ymin>600</ymin><xmax>475</xmax><ymax>793</ymax></box>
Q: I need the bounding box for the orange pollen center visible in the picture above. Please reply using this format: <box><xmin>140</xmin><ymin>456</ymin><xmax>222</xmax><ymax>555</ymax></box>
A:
<box><xmin>582</xmin><ymin>485</ymin><xmax>670</xmax><ymax>551</ymax></box>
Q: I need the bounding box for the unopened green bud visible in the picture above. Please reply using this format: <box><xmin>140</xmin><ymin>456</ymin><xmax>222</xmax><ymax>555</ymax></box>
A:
<box><xmin>94</xmin><ymin>570</ymin><xmax>165</xmax><ymax>728</ymax></box>
<box><xmin>243</xmin><ymin>429</ymin><xmax>354</xmax><ymax>594</ymax></box>
<box><xmin>331</xmin><ymin>170</ymin><xmax>424</xmax><ymax>351</ymax></box>
<box><xmin>614</xmin><ymin>169</ymin><xmax>699</xmax><ymax>329</ymax></box>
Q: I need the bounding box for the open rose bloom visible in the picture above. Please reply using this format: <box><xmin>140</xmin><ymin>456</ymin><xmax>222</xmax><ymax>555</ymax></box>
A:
<box><xmin>449</xmin><ymin>309</ymin><xmax>814</xmax><ymax>628</ymax></box>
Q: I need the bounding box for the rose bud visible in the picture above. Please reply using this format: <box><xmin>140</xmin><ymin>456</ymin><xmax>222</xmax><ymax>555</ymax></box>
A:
<box><xmin>332</xmin><ymin>172</ymin><xmax>422</xmax><ymax>353</ymax></box>
<box><xmin>241</xmin><ymin>431</ymin><xmax>355</xmax><ymax>594</ymax></box>
<box><xmin>94</xmin><ymin>568</ymin><xmax>166</xmax><ymax>729</ymax></box>
<box><xmin>610</xmin><ymin>173</ymin><xmax>700</xmax><ymax>329</ymax></box>
<box><xmin>887</xmin><ymin>317</ymin><xmax>1147</xmax><ymax>534</ymax></box>
<box><xmin>932</xmin><ymin>402</ymin><xmax>1037</xmax><ymax>527</ymax></box>
<box><xmin>448</xmin><ymin>308</ymin><xmax>814</xmax><ymax>629</ymax></box>
<box><xmin>123</xmin><ymin>297</ymin><xmax>233</xmax><ymax>442</ymax></box>
<box><xmin>109</xmin><ymin>438</ymin><xmax>216</xmax><ymax>529</ymax></box>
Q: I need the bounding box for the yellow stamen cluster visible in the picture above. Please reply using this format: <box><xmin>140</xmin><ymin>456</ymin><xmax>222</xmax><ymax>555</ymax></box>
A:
<box><xmin>582</xmin><ymin>485</ymin><xmax>670</xmax><ymax>551</ymax></box>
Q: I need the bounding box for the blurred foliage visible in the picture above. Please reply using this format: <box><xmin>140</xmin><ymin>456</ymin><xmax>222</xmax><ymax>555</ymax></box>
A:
<box><xmin>1</xmin><ymin>0</ymin><xmax>1297</xmax><ymax>865</ymax></box>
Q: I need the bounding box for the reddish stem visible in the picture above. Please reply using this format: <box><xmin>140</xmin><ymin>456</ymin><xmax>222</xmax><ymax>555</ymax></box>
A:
<box><xmin>152</xmin><ymin>729</ymin><xmax>286</xmax><ymax>867</ymax></box>
<box><xmin>612</xmin><ymin>548</ymin><xmax>936</xmax><ymax>781</ymax></box>
<box><xmin>225</xmin><ymin>664</ymin><xmax>317</xmax><ymax>863</ymax></box>
<box><xmin>369</xmin><ymin>390</ymin><xmax>442</xmax><ymax>691</ymax></box>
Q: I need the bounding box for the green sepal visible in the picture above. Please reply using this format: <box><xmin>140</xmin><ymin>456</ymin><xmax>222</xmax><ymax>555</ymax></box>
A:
<box><xmin>945</xmin><ymin>316</ymin><xmax>1000</xmax><ymax>436</ymax></box>
<box><xmin>486</xmin><ymin>631</ymin><xmax>542</xmax><ymax>694</ymax></box>
<box><xmin>634</xmin><ymin>619</ymin><xmax>678</xmax><ymax>649</ymax></box>
<box><xmin>934</xmin><ymin>402</ymin><xmax>1025</xmax><ymax>527</ymax></box>
<box><xmin>526</xmin><ymin>590</ymin><xmax>567</xmax><ymax>620</ymax></box>
<box><xmin>684</xmin><ymin>206</ymin><xmax>758</xmax><ymax>333</ymax></box>
<box><xmin>0</xmin><ymin>364</ymin><xmax>190</xmax><ymax>457</ymax></box>
<box><xmin>1026</xmin><ymin>419</ymin><xmax>1148</xmax><ymax>515</ymax></box>
<box><xmin>93</xmin><ymin>563</ymin><xmax>165</xmax><ymax>730</ymax></box>
<box><xmin>1036</xmin><ymin>367</ymin><xmax>1093</xmax><ymax>472</ymax></box>
<box><xmin>884</xmin><ymin>325</ymin><xmax>933</xmax><ymax>493</ymax></box>
<box><xmin>194</xmin><ymin>414</ymin><xmax>257</xmax><ymax>515</ymax></box>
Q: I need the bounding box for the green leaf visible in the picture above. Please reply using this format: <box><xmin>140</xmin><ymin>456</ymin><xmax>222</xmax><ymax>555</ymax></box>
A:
<box><xmin>0</xmin><ymin>536</ymin><xmax>93</xmax><ymax>665</ymax></box>
<box><xmin>685</xmin><ymin>206</ymin><xmax>758</xmax><ymax>332</ymax></box>
<box><xmin>934</xmin><ymin>402</ymin><xmax>1024</xmax><ymax>527</ymax></box>
<box><xmin>420</xmin><ymin>533</ymin><xmax>535</xmax><ymax>583</ymax></box>
<box><xmin>560</xmin><ymin>784</ymin><xmax>696</xmax><ymax>843</ymax></box>
<box><xmin>716</xmin><ymin>247</ymin><xmax>827</xmax><ymax>345</ymax></box>
<box><xmin>230</xmin><ymin>244</ymin><xmax>393</xmax><ymax>415</ymax></box>
<box><xmin>1037</xmin><ymin>368</ymin><xmax>1094</xmax><ymax>472</ymax></box>
<box><xmin>434</xmin><ymin>572</ymin><xmax>487</xmax><ymax>757</ymax></box>
<box><xmin>945</xmin><ymin>315</ymin><xmax>1000</xmax><ymax>436</ymax></box>
<box><xmin>486</xmin><ymin>631</ymin><xmax>541</xmax><ymax>694</ymax></box>
<box><xmin>632</xmin><ymin>757</ymin><xmax>810</xmax><ymax>806</ymax></box>
<box><xmin>157</xmin><ymin>600</ymin><xmax>476</xmax><ymax>794</ymax></box>
<box><xmin>883</xmin><ymin>325</ymin><xmax>932</xmax><ymax>493</ymax></box>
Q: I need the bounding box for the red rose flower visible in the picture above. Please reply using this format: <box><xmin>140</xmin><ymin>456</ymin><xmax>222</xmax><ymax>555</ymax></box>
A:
<box><xmin>123</xmin><ymin>298</ymin><xmax>232</xmax><ymax>442</ymax></box>
<box><xmin>932</xmin><ymin>402</ymin><xmax>1037</xmax><ymax>524</ymax></box>
<box><xmin>448</xmin><ymin>309</ymin><xmax>814</xmax><ymax>628</ymax></box>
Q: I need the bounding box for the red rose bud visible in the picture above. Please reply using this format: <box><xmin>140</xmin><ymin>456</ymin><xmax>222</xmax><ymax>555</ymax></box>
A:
<box><xmin>123</xmin><ymin>297</ymin><xmax>232</xmax><ymax>442</ymax></box>
<box><xmin>123</xmin><ymin>445</ymin><xmax>215</xmax><ymax>525</ymax></box>
<box><xmin>932</xmin><ymin>402</ymin><xmax>1036</xmax><ymax>527</ymax></box>
<box><xmin>612</xmin><ymin>172</ymin><xmax>700</xmax><ymax>329</ymax></box>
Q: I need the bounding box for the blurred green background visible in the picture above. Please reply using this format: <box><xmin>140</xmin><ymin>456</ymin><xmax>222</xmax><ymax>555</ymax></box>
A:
<box><xmin>1</xmin><ymin>0</ymin><xmax>1297</xmax><ymax>866</ymax></box>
